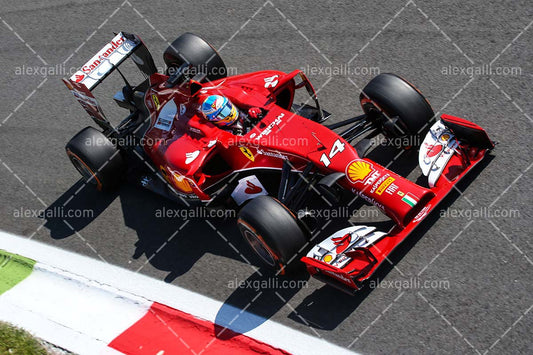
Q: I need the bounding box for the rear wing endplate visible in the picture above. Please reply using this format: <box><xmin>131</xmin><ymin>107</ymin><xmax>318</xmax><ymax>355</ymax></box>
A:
<box><xmin>62</xmin><ymin>32</ymin><xmax>157</xmax><ymax>130</ymax></box>
<box><xmin>62</xmin><ymin>78</ymin><xmax>110</xmax><ymax>129</ymax></box>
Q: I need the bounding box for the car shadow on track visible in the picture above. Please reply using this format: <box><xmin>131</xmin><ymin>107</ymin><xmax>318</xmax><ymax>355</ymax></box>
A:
<box><xmin>41</xmin><ymin>181</ymin><xmax>118</xmax><ymax>239</ymax></box>
<box><xmin>214</xmin><ymin>268</ymin><xmax>311</xmax><ymax>338</ymax></box>
<box><xmin>212</xmin><ymin>220</ymin><xmax>396</xmax><ymax>338</ymax></box>
<box><xmin>41</xmin><ymin>181</ymin><xmax>263</xmax><ymax>280</ymax></box>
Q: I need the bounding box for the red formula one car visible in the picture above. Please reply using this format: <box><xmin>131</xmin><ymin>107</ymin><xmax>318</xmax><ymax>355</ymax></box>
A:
<box><xmin>63</xmin><ymin>32</ymin><xmax>494</xmax><ymax>293</ymax></box>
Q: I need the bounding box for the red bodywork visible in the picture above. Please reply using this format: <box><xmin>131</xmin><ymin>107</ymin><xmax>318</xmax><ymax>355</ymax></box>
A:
<box><xmin>142</xmin><ymin>70</ymin><xmax>433</xmax><ymax>228</ymax></box>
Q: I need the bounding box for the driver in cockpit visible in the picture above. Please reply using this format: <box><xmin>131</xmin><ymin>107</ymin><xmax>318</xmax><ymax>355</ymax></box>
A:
<box><xmin>200</xmin><ymin>95</ymin><xmax>263</xmax><ymax>135</ymax></box>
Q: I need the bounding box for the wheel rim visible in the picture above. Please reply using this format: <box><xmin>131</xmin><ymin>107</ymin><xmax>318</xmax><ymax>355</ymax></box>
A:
<box><xmin>241</xmin><ymin>226</ymin><xmax>276</xmax><ymax>267</ymax></box>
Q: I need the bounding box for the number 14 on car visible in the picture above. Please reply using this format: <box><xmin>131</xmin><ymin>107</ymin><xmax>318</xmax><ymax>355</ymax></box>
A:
<box><xmin>320</xmin><ymin>139</ymin><xmax>346</xmax><ymax>167</ymax></box>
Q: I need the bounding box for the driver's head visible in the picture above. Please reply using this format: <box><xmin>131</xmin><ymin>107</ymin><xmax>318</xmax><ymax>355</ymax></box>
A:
<box><xmin>200</xmin><ymin>95</ymin><xmax>239</xmax><ymax>126</ymax></box>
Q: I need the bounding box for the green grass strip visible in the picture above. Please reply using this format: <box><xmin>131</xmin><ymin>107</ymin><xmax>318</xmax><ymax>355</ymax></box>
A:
<box><xmin>0</xmin><ymin>249</ymin><xmax>36</xmax><ymax>295</ymax></box>
<box><xmin>0</xmin><ymin>321</ymin><xmax>48</xmax><ymax>355</ymax></box>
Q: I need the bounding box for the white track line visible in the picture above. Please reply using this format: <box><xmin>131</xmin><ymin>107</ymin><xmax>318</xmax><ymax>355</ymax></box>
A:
<box><xmin>0</xmin><ymin>263</ymin><xmax>144</xmax><ymax>354</ymax></box>
<box><xmin>0</xmin><ymin>230</ymin><xmax>357</xmax><ymax>355</ymax></box>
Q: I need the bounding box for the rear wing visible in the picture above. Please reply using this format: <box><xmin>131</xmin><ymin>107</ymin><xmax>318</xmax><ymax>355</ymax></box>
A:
<box><xmin>68</xmin><ymin>32</ymin><xmax>156</xmax><ymax>90</ymax></box>
<box><xmin>63</xmin><ymin>32</ymin><xmax>157</xmax><ymax>130</ymax></box>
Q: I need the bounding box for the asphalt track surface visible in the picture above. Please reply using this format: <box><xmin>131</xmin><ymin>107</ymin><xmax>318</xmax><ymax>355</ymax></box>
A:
<box><xmin>1</xmin><ymin>0</ymin><xmax>532</xmax><ymax>353</ymax></box>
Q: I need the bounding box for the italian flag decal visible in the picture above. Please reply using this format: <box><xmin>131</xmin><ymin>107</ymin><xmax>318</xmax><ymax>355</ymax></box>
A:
<box><xmin>401</xmin><ymin>193</ymin><xmax>418</xmax><ymax>207</ymax></box>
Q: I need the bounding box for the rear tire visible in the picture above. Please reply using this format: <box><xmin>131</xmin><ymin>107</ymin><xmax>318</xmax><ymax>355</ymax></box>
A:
<box><xmin>65</xmin><ymin>127</ymin><xmax>125</xmax><ymax>191</ymax></box>
<box><xmin>360</xmin><ymin>73</ymin><xmax>434</xmax><ymax>146</ymax></box>
<box><xmin>163</xmin><ymin>32</ymin><xmax>227</xmax><ymax>82</ymax></box>
<box><xmin>237</xmin><ymin>196</ymin><xmax>308</xmax><ymax>272</ymax></box>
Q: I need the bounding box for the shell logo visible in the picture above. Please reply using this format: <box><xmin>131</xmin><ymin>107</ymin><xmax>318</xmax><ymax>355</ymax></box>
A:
<box><xmin>346</xmin><ymin>160</ymin><xmax>373</xmax><ymax>183</ymax></box>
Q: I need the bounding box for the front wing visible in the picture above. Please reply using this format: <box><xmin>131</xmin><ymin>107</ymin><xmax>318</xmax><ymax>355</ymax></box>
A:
<box><xmin>301</xmin><ymin>114</ymin><xmax>494</xmax><ymax>294</ymax></box>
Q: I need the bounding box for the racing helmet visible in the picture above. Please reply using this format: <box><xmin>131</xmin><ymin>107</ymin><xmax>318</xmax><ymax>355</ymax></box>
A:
<box><xmin>200</xmin><ymin>95</ymin><xmax>239</xmax><ymax>126</ymax></box>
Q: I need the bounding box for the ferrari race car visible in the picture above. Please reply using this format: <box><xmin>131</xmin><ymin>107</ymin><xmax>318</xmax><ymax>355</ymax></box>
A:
<box><xmin>63</xmin><ymin>32</ymin><xmax>494</xmax><ymax>294</ymax></box>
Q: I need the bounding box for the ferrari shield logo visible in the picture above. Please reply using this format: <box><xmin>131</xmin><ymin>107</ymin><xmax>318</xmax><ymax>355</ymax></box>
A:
<box><xmin>239</xmin><ymin>147</ymin><xmax>255</xmax><ymax>162</ymax></box>
<box><xmin>152</xmin><ymin>94</ymin><xmax>161</xmax><ymax>110</ymax></box>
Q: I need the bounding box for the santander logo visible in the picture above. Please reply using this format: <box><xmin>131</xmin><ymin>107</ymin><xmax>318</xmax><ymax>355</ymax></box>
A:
<box><xmin>81</xmin><ymin>37</ymin><xmax>125</xmax><ymax>74</ymax></box>
<box><xmin>74</xmin><ymin>74</ymin><xmax>85</xmax><ymax>82</ymax></box>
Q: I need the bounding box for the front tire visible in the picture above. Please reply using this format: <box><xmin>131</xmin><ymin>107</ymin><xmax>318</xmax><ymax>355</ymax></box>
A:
<box><xmin>237</xmin><ymin>196</ymin><xmax>308</xmax><ymax>272</ymax></box>
<box><xmin>163</xmin><ymin>32</ymin><xmax>227</xmax><ymax>82</ymax></box>
<box><xmin>65</xmin><ymin>127</ymin><xmax>125</xmax><ymax>191</ymax></box>
<box><xmin>361</xmin><ymin>73</ymin><xmax>434</xmax><ymax>146</ymax></box>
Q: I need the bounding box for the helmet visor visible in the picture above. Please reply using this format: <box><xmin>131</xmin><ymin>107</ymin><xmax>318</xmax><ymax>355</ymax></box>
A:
<box><xmin>217</xmin><ymin>101</ymin><xmax>238</xmax><ymax>126</ymax></box>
